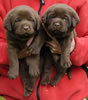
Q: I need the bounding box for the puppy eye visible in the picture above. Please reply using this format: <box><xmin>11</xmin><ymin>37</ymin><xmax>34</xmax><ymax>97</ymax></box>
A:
<box><xmin>28</xmin><ymin>17</ymin><xmax>34</xmax><ymax>22</ymax></box>
<box><xmin>64</xmin><ymin>15</ymin><xmax>68</xmax><ymax>20</ymax></box>
<box><xmin>49</xmin><ymin>14</ymin><xmax>55</xmax><ymax>19</ymax></box>
<box><xmin>15</xmin><ymin>17</ymin><xmax>21</xmax><ymax>22</ymax></box>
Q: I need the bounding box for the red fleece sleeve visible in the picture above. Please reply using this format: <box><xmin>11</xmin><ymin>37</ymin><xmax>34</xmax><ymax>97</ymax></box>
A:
<box><xmin>0</xmin><ymin>0</ymin><xmax>11</xmax><ymax>65</ymax></box>
<box><xmin>70</xmin><ymin>1</ymin><xmax>88</xmax><ymax>66</ymax></box>
<box><xmin>0</xmin><ymin>0</ymin><xmax>11</xmax><ymax>39</ymax></box>
<box><xmin>0</xmin><ymin>4</ymin><xmax>6</xmax><ymax>39</ymax></box>
<box><xmin>70</xmin><ymin>36</ymin><xmax>88</xmax><ymax>66</ymax></box>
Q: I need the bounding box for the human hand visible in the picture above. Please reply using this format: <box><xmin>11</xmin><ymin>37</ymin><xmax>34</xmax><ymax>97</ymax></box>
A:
<box><xmin>70</xmin><ymin>38</ymin><xmax>75</xmax><ymax>53</ymax></box>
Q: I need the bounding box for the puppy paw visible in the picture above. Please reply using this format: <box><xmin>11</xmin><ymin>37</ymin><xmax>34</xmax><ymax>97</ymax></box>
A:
<box><xmin>50</xmin><ymin>72</ymin><xmax>65</xmax><ymax>86</ymax></box>
<box><xmin>60</xmin><ymin>55</ymin><xmax>72</xmax><ymax>69</ymax></box>
<box><xmin>50</xmin><ymin>79</ymin><xmax>58</xmax><ymax>86</ymax></box>
<box><xmin>8</xmin><ymin>71</ymin><xmax>19</xmax><ymax>79</ymax></box>
<box><xmin>41</xmin><ymin>72</ymin><xmax>51</xmax><ymax>85</ymax></box>
<box><xmin>41</xmin><ymin>76</ymin><xmax>50</xmax><ymax>85</ymax></box>
<box><xmin>24</xmin><ymin>77</ymin><xmax>36</xmax><ymax>97</ymax></box>
<box><xmin>29</xmin><ymin>44</ymin><xmax>40</xmax><ymax>55</ymax></box>
<box><xmin>24</xmin><ymin>89</ymin><xmax>32</xmax><ymax>97</ymax></box>
<box><xmin>29</xmin><ymin>67</ymin><xmax>40</xmax><ymax>77</ymax></box>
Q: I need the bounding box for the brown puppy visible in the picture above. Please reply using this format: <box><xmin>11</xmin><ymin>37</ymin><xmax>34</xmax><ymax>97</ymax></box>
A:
<box><xmin>4</xmin><ymin>6</ymin><xmax>42</xmax><ymax>96</ymax></box>
<box><xmin>41</xmin><ymin>4</ymin><xmax>79</xmax><ymax>86</ymax></box>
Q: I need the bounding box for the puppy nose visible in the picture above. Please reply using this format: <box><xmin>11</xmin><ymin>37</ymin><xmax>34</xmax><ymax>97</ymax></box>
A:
<box><xmin>24</xmin><ymin>26</ymin><xmax>29</xmax><ymax>30</ymax></box>
<box><xmin>55</xmin><ymin>22</ymin><xmax>60</xmax><ymax>26</ymax></box>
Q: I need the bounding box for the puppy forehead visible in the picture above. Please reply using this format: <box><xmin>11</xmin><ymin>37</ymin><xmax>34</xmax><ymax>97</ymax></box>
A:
<box><xmin>54</xmin><ymin>8</ymin><xmax>69</xmax><ymax>16</ymax></box>
<box><xmin>9</xmin><ymin>6</ymin><xmax>35</xmax><ymax>19</ymax></box>
<box><xmin>16</xmin><ymin>9</ymin><xmax>34</xmax><ymax>18</ymax></box>
<box><xmin>48</xmin><ymin>4</ymin><xmax>75</xmax><ymax>16</ymax></box>
<box><xmin>54</xmin><ymin>7</ymin><xmax>72</xmax><ymax>16</ymax></box>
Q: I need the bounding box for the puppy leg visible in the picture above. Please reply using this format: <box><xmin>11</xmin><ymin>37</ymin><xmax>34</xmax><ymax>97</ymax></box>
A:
<box><xmin>24</xmin><ymin>76</ymin><xmax>37</xmax><ymax>97</ymax></box>
<box><xmin>50</xmin><ymin>71</ymin><xmax>65</xmax><ymax>86</ymax></box>
<box><xmin>50</xmin><ymin>63</ymin><xmax>72</xmax><ymax>86</ymax></box>
<box><xmin>50</xmin><ymin>60</ymin><xmax>66</xmax><ymax>86</ymax></box>
<box><xmin>20</xmin><ymin>60</ymin><xmax>37</xmax><ymax>97</ymax></box>
<box><xmin>26</xmin><ymin>55</ymin><xmax>40</xmax><ymax>77</ymax></box>
<box><xmin>41</xmin><ymin>59</ymin><xmax>52</xmax><ymax>85</ymax></box>
<box><xmin>23</xmin><ymin>76</ymin><xmax>37</xmax><ymax>97</ymax></box>
<box><xmin>41</xmin><ymin>47</ymin><xmax>52</xmax><ymax>85</ymax></box>
<box><xmin>8</xmin><ymin>45</ymin><xmax>19</xmax><ymax>79</ymax></box>
<box><xmin>60</xmin><ymin>34</ymin><xmax>73</xmax><ymax>69</ymax></box>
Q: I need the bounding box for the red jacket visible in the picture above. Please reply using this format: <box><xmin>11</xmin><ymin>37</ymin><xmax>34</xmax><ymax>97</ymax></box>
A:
<box><xmin>0</xmin><ymin>0</ymin><xmax>88</xmax><ymax>100</ymax></box>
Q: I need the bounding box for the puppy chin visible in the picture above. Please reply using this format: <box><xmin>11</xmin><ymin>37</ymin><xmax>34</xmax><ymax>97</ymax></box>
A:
<box><xmin>58</xmin><ymin>28</ymin><xmax>68</xmax><ymax>33</ymax></box>
<box><xmin>15</xmin><ymin>29</ymin><xmax>34</xmax><ymax>35</ymax></box>
<box><xmin>48</xmin><ymin>26</ymin><xmax>68</xmax><ymax>33</ymax></box>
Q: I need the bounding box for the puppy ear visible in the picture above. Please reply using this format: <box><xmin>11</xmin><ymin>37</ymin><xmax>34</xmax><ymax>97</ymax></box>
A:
<box><xmin>32</xmin><ymin>10</ymin><xmax>40</xmax><ymax>31</ymax></box>
<box><xmin>36</xmin><ymin>15</ymin><xmax>40</xmax><ymax>31</ymax></box>
<box><xmin>71</xmin><ymin>13</ymin><xmax>80</xmax><ymax>28</ymax></box>
<box><xmin>41</xmin><ymin>9</ymin><xmax>53</xmax><ymax>24</ymax></box>
<box><xmin>41</xmin><ymin>15</ymin><xmax>47</xmax><ymax>24</ymax></box>
<box><xmin>4</xmin><ymin>14</ymin><xmax>12</xmax><ymax>32</ymax></box>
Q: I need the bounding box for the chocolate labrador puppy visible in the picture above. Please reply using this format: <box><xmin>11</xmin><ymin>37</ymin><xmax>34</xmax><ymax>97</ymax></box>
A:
<box><xmin>4</xmin><ymin>5</ymin><xmax>43</xmax><ymax>96</ymax></box>
<box><xmin>41</xmin><ymin>4</ymin><xmax>80</xmax><ymax>86</ymax></box>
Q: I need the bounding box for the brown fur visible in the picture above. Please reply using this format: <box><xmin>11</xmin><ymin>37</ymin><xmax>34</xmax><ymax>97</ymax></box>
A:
<box><xmin>41</xmin><ymin>4</ymin><xmax>79</xmax><ymax>86</ymax></box>
<box><xmin>4</xmin><ymin>5</ymin><xmax>42</xmax><ymax>96</ymax></box>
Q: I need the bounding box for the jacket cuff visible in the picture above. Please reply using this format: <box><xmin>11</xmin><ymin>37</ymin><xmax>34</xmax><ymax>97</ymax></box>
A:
<box><xmin>70</xmin><ymin>37</ymin><xmax>83</xmax><ymax>67</ymax></box>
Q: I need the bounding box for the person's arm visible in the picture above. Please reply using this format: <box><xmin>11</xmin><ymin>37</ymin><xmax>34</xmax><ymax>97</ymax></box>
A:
<box><xmin>0</xmin><ymin>0</ymin><xmax>11</xmax><ymax>65</ymax></box>
<box><xmin>70</xmin><ymin>1</ymin><xmax>88</xmax><ymax>66</ymax></box>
